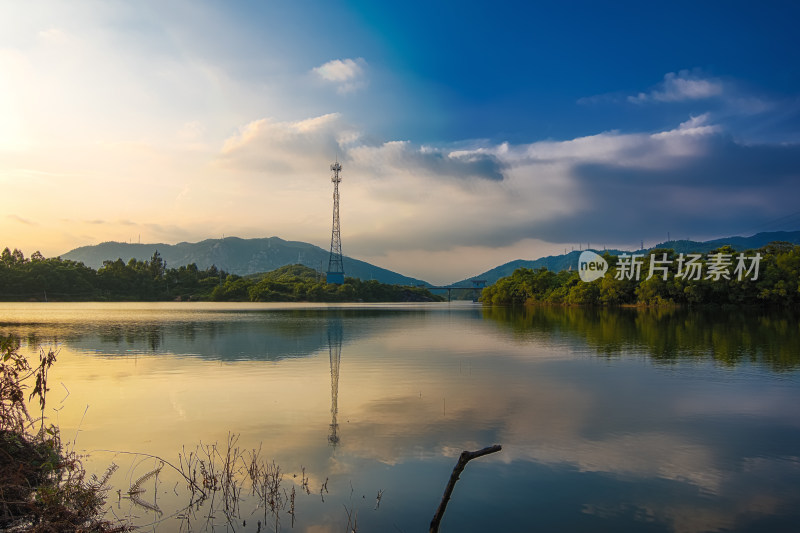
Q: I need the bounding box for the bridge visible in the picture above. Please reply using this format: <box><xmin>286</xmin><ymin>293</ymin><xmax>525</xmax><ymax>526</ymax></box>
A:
<box><xmin>421</xmin><ymin>279</ymin><xmax>487</xmax><ymax>302</ymax></box>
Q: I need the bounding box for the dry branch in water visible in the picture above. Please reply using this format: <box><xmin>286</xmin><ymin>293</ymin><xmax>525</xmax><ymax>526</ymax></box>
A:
<box><xmin>429</xmin><ymin>444</ymin><xmax>502</xmax><ymax>533</ymax></box>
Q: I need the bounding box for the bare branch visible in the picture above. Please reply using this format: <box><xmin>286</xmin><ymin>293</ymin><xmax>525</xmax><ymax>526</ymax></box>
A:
<box><xmin>429</xmin><ymin>444</ymin><xmax>502</xmax><ymax>533</ymax></box>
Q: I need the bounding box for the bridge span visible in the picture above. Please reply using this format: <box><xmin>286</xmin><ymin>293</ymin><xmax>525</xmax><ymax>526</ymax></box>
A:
<box><xmin>421</xmin><ymin>279</ymin><xmax>487</xmax><ymax>302</ymax></box>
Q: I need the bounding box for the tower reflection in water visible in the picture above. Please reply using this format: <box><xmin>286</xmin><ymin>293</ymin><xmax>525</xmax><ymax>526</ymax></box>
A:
<box><xmin>327</xmin><ymin>317</ymin><xmax>342</xmax><ymax>446</ymax></box>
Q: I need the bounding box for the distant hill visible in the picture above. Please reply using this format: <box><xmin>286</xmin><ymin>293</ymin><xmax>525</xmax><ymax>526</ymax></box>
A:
<box><xmin>61</xmin><ymin>230</ymin><xmax>800</xmax><ymax>289</ymax></box>
<box><xmin>450</xmin><ymin>249</ymin><xmax>627</xmax><ymax>288</ymax></box>
<box><xmin>60</xmin><ymin>237</ymin><xmax>429</xmax><ymax>286</ymax></box>
<box><xmin>658</xmin><ymin>231</ymin><xmax>800</xmax><ymax>255</ymax></box>
<box><xmin>452</xmin><ymin>230</ymin><xmax>800</xmax><ymax>286</ymax></box>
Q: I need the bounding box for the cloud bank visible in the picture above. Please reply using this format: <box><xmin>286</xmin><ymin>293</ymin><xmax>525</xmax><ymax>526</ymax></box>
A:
<box><xmin>211</xmin><ymin>105</ymin><xmax>799</xmax><ymax>269</ymax></box>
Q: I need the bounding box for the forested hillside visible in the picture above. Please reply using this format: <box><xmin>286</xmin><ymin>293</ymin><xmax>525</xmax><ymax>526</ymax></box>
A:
<box><xmin>458</xmin><ymin>230</ymin><xmax>800</xmax><ymax>286</ymax></box>
<box><xmin>0</xmin><ymin>248</ymin><xmax>441</xmax><ymax>303</ymax></box>
<box><xmin>480</xmin><ymin>242</ymin><xmax>800</xmax><ymax>306</ymax></box>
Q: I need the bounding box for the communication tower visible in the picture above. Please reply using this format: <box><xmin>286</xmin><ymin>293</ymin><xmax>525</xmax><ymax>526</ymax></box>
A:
<box><xmin>326</xmin><ymin>161</ymin><xmax>345</xmax><ymax>284</ymax></box>
<box><xmin>328</xmin><ymin>319</ymin><xmax>343</xmax><ymax>446</ymax></box>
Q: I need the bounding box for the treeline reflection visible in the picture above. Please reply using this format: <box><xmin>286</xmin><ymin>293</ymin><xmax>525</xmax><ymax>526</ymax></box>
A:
<box><xmin>482</xmin><ymin>306</ymin><xmax>800</xmax><ymax>370</ymax></box>
<box><xmin>18</xmin><ymin>320</ymin><xmax>328</xmax><ymax>361</ymax></box>
<box><xmin>7</xmin><ymin>308</ymin><xmax>421</xmax><ymax>361</ymax></box>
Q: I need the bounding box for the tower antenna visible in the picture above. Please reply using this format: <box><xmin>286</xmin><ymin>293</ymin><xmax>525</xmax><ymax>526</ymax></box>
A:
<box><xmin>327</xmin><ymin>319</ymin><xmax>342</xmax><ymax>446</ymax></box>
<box><xmin>326</xmin><ymin>161</ymin><xmax>345</xmax><ymax>284</ymax></box>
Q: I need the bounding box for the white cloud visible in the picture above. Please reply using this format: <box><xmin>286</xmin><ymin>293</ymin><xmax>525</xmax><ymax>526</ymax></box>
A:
<box><xmin>347</xmin><ymin>140</ymin><xmax>504</xmax><ymax>181</ymax></box>
<box><xmin>218</xmin><ymin>113</ymin><xmax>343</xmax><ymax>173</ymax></box>
<box><xmin>652</xmin><ymin>113</ymin><xmax>721</xmax><ymax>139</ymax></box>
<box><xmin>451</xmin><ymin>116</ymin><xmax>720</xmax><ymax>172</ymax></box>
<box><xmin>629</xmin><ymin>70</ymin><xmax>724</xmax><ymax>104</ymax></box>
<box><xmin>313</xmin><ymin>58</ymin><xmax>364</xmax><ymax>82</ymax></box>
<box><xmin>312</xmin><ymin>58</ymin><xmax>367</xmax><ymax>94</ymax></box>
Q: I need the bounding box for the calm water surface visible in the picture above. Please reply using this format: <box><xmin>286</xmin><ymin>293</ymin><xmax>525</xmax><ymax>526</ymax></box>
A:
<box><xmin>2</xmin><ymin>302</ymin><xmax>799</xmax><ymax>532</ymax></box>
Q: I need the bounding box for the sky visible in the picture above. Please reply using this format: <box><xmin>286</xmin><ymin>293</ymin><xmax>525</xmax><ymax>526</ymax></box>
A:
<box><xmin>1</xmin><ymin>0</ymin><xmax>799</xmax><ymax>284</ymax></box>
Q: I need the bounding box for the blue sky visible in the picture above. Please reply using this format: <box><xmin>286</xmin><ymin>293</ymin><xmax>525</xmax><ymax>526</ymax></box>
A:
<box><xmin>1</xmin><ymin>0</ymin><xmax>799</xmax><ymax>283</ymax></box>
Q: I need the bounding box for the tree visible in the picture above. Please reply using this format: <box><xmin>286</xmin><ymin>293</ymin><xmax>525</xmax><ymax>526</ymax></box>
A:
<box><xmin>148</xmin><ymin>250</ymin><xmax>166</xmax><ymax>280</ymax></box>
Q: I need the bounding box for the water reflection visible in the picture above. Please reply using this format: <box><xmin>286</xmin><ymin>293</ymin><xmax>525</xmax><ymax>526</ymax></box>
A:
<box><xmin>328</xmin><ymin>317</ymin><xmax>342</xmax><ymax>446</ymax></box>
<box><xmin>1</xmin><ymin>303</ymin><xmax>799</xmax><ymax>532</ymax></box>
<box><xmin>1</xmin><ymin>306</ymin><xmax>397</xmax><ymax>361</ymax></box>
<box><xmin>482</xmin><ymin>305</ymin><xmax>800</xmax><ymax>369</ymax></box>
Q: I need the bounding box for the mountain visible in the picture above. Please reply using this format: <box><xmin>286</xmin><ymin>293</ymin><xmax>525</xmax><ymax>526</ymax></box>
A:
<box><xmin>61</xmin><ymin>230</ymin><xmax>800</xmax><ymax>289</ymax></box>
<box><xmin>60</xmin><ymin>237</ymin><xmax>429</xmax><ymax>286</ymax></box>
<box><xmin>657</xmin><ymin>231</ymin><xmax>800</xmax><ymax>255</ymax></box>
<box><xmin>451</xmin><ymin>230</ymin><xmax>800</xmax><ymax>286</ymax></box>
<box><xmin>450</xmin><ymin>249</ymin><xmax>627</xmax><ymax>287</ymax></box>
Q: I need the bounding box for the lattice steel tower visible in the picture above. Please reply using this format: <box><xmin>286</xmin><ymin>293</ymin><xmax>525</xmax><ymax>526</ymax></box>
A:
<box><xmin>327</xmin><ymin>318</ymin><xmax>343</xmax><ymax>446</ymax></box>
<box><xmin>326</xmin><ymin>161</ymin><xmax>345</xmax><ymax>284</ymax></box>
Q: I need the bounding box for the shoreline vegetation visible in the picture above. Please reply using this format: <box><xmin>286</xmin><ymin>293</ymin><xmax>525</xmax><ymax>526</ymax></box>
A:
<box><xmin>2</xmin><ymin>241</ymin><xmax>797</xmax><ymax>306</ymax></box>
<box><xmin>480</xmin><ymin>241</ymin><xmax>800</xmax><ymax>307</ymax></box>
<box><xmin>0</xmin><ymin>337</ymin><xmax>124</xmax><ymax>532</ymax></box>
<box><xmin>0</xmin><ymin>249</ymin><xmax>443</xmax><ymax>303</ymax></box>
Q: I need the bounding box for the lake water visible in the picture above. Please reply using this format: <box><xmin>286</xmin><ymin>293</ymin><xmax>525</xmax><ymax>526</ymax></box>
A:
<box><xmin>2</xmin><ymin>302</ymin><xmax>800</xmax><ymax>532</ymax></box>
